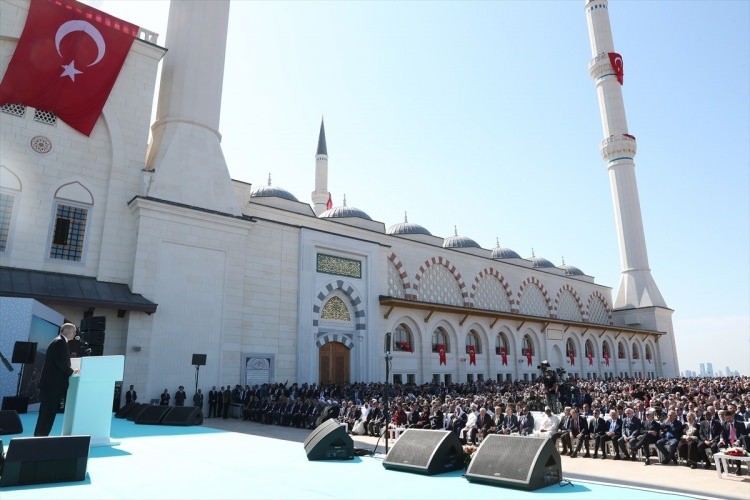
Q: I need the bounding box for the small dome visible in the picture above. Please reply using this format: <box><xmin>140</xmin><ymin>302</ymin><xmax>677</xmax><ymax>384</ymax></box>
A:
<box><xmin>250</xmin><ymin>173</ymin><xmax>299</xmax><ymax>202</ymax></box>
<box><xmin>491</xmin><ymin>238</ymin><xmax>521</xmax><ymax>259</ymax></box>
<box><xmin>319</xmin><ymin>195</ymin><xmax>372</xmax><ymax>220</ymax></box>
<box><xmin>559</xmin><ymin>264</ymin><xmax>585</xmax><ymax>276</ymax></box>
<box><xmin>387</xmin><ymin>212</ymin><xmax>432</xmax><ymax>236</ymax></box>
<box><xmin>443</xmin><ymin>226</ymin><xmax>480</xmax><ymax>249</ymax></box>
<box><xmin>528</xmin><ymin>249</ymin><xmax>555</xmax><ymax>268</ymax></box>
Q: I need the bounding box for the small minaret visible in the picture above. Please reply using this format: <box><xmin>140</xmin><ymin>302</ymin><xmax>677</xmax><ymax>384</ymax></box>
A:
<box><xmin>585</xmin><ymin>0</ymin><xmax>665</xmax><ymax>310</ymax></box>
<box><xmin>311</xmin><ymin>118</ymin><xmax>329</xmax><ymax>216</ymax></box>
<box><xmin>585</xmin><ymin>0</ymin><xmax>678</xmax><ymax>376</ymax></box>
<box><xmin>144</xmin><ymin>0</ymin><xmax>240</xmax><ymax>216</ymax></box>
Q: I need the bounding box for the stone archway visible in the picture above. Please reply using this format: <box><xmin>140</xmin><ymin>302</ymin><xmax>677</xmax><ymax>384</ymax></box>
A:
<box><xmin>319</xmin><ymin>342</ymin><xmax>350</xmax><ymax>385</ymax></box>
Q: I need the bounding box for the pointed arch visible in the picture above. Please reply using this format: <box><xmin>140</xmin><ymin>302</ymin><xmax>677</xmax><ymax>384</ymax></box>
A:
<box><xmin>587</xmin><ymin>291</ymin><xmax>612</xmax><ymax>324</ymax></box>
<box><xmin>517</xmin><ymin>277</ymin><xmax>552</xmax><ymax>317</ymax></box>
<box><xmin>54</xmin><ymin>181</ymin><xmax>94</xmax><ymax>205</ymax></box>
<box><xmin>470</xmin><ymin>267</ymin><xmax>514</xmax><ymax>312</ymax></box>
<box><xmin>0</xmin><ymin>166</ymin><xmax>22</xmax><ymax>191</ymax></box>
<box><xmin>312</xmin><ymin>279</ymin><xmax>364</xmax><ymax>349</ymax></box>
<box><xmin>387</xmin><ymin>252</ymin><xmax>413</xmax><ymax>299</ymax></box>
<box><xmin>553</xmin><ymin>284</ymin><xmax>584</xmax><ymax>321</ymax></box>
<box><xmin>413</xmin><ymin>256</ymin><xmax>468</xmax><ymax>307</ymax></box>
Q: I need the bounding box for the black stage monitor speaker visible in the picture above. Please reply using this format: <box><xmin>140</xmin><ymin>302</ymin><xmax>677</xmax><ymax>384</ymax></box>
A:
<box><xmin>80</xmin><ymin>316</ymin><xmax>106</xmax><ymax>331</ymax></box>
<box><xmin>11</xmin><ymin>342</ymin><xmax>37</xmax><ymax>364</ymax></box>
<box><xmin>303</xmin><ymin>419</ymin><xmax>354</xmax><ymax>460</ymax></box>
<box><xmin>134</xmin><ymin>405</ymin><xmax>172</xmax><ymax>425</ymax></box>
<box><xmin>1</xmin><ymin>397</ymin><xmax>29</xmax><ymax>414</ymax></box>
<box><xmin>115</xmin><ymin>402</ymin><xmax>138</xmax><ymax>419</ymax></box>
<box><xmin>465</xmin><ymin>435</ymin><xmax>561</xmax><ymax>491</ymax></box>
<box><xmin>161</xmin><ymin>406</ymin><xmax>203</xmax><ymax>426</ymax></box>
<box><xmin>124</xmin><ymin>403</ymin><xmax>150</xmax><ymax>421</ymax></box>
<box><xmin>0</xmin><ymin>435</ymin><xmax>90</xmax><ymax>487</ymax></box>
<box><xmin>0</xmin><ymin>411</ymin><xmax>23</xmax><ymax>435</ymax></box>
<box><xmin>191</xmin><ymin>353</ymin><xmax>207</xmax><ymax>366</ymax></box>
<box><xmin>383</xmin><ymin>429</ymin><xmax>463</xmax><ymax>475</ymax></box>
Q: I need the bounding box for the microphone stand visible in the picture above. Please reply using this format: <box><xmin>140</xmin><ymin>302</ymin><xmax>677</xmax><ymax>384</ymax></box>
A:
<box><xmin>384</xmin><ymin>333</ymin><xmax>392</xmax><ymax>455</ymax></box>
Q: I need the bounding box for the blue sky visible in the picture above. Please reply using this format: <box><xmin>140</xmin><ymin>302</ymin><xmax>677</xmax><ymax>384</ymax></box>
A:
<box><xmin>88</xmin><ymin>1</ymin><xmax>749</xmax><ymax>376</ymax></box>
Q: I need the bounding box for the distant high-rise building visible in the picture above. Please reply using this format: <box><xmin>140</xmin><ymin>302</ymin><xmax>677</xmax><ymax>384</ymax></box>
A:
<box><xmin>699</xmin><ymin>363</ymin><xmax>706</xmax><ymax>377</ymax></box>
<box><xmin>707</xmin><ymin>363</ymin><xmax>714</xmax><ymax>377</ymax></box>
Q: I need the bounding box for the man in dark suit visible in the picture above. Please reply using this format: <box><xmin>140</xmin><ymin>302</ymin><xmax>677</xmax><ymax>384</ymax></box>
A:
<box><xmin>718</xmin><ymin>410</ymin><xmax>749</xmax><ymax>476</ymax></box>
<box><xmin>696</xmin><ymin>406</ymin><xmax>722</xmax><ymax>469</ymax></box>
<box><xmin>590</xmin><ymin>409</ymin><xmax>608</xmax><ymax>458</ymax></box>
<box><xmin>634</xmin><ymin>409</ymin><xmax>661</xmax><ymax>465</ymax></box>
<box><xmin>499</xmin><ymin>406</ymin><xmax>519</xmax><ymax>434</ymax></box>
<box><xmin>568</xmin><ymin>408</ymin><xmax>590</xmax><ymax>458</ymax></box>
<box><xmin>175</xmin><ymin>386</ymin><xmax>187</xmax><ymax>406</ymax></box>
<box><xmin>125</xmin><ymin>384</ymin><xmax>137</xmax><ymax>405</ymax></box>
<box><xmin>34</xmin><ymin>323</ymin><xmax>77</xmax><ymax>436</ymax></box>
<box><xmin>222</xmin><ymin>385</ymin><xmax>231</xmax><ymax>419</ymax></box>
<box><xmin>518</xmin><ymin>405</ymin><xmax>534</xmax><ymax>436</ymax></box>
<box><xmin>618</xmin><ymin>407</ymin><xmax>642</xmax><ymax>460</ymax></box>
<box><xmin>656</xmin><ymin>410</ymin><xmax>683</xmax><ymax>465</ymax></box>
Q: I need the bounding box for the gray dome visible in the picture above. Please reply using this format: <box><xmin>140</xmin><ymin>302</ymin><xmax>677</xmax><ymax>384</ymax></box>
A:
<box><xmin>530</xmin><ymin>256</ymin><xmax>555</xmax><ymax>268</ymax></box>
<box><xmin>559</xmin><ymin>264</ymin><xmax>585</xmax><ymax>276</ymax></box>
<box><xmin>443</xmin><ymin>228</ymin><xmax>480</xmax><ymax>249</ymax></box>
<box><xmin>491</xmin><ymin>246</ymin><xmax>521</xmax><ymax>259</ymax></box>
<box><xmin>320</xmin><ymin>205</ymin><xmax>372</xmax><ymax>221</ymax></box>
<box><xmin>250</xmin><ymin>185</ymin><xmax>299</xmax><ymax>202</ymax></box>
<box><xmin>387</xmin><ymin>213</ymin><xmax>432</xmax><ymax>236</ymax></box>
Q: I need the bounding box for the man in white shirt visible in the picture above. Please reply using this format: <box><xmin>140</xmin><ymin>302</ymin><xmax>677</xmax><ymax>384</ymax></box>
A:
<box><xmin>460</xmin><ymin>403</ymin><xmax>479</xmax><ymax>444</ymax></box>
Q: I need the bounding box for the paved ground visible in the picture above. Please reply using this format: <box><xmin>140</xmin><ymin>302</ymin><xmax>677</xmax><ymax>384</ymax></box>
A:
<box><xmin>202</xmin><ymin>416</ymin><xmax>750</xmax><ymax>500</ymax></box>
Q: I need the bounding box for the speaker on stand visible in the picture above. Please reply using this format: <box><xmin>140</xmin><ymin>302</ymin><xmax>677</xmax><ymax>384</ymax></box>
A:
<box><xmin>382</xmin><ymin>429</ymin><xmax>464</xmax><ymax>475</ymax></box>
<box><xmin>303</xmin><ymin>419</ymin><xmax>354</xmax><ymax>460</ymax></box>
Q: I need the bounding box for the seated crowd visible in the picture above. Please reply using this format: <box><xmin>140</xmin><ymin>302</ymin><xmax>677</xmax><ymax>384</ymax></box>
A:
<box><xmin>174</xmin><ymin>376</ymin><xmax>750</xmax><ymax>474</ymax></box>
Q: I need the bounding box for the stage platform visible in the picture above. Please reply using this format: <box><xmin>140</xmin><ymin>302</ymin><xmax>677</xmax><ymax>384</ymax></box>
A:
<box><xmin>0</xmin><ymin>412</ymin><xmax>747</xmax><ymax>499</ymax></box>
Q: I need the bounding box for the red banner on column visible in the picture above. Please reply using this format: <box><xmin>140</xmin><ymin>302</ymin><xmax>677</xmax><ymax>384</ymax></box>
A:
<box><xmin>0</xmin><ymin>0</ymin><xmax>138</xmax><ymax>136</ymax></box>
<box><xmin>608</xmin><ymin>52</ymin><xmax>624</xmax><ymax>85</ymax></box>
<box><xmin>500</xmin><ymin>347</ymin><xmax>507</xmax><ymax>366</ymax></box>
<box><xmin>437</xmin><ymin>344</ymin><xmax>446</xmax><ymax>365</ymax></box>
<box><xmin>468</xmin><ymin>345</ymin><xmax>476</xmax><ymax>365</ymax></box>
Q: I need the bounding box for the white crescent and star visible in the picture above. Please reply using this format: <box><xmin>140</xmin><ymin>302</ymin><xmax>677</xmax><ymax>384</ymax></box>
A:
<box><xmin>55</xmin><ymin>20</ymin><xmax>107</xmax><ymax>82</ymax></box>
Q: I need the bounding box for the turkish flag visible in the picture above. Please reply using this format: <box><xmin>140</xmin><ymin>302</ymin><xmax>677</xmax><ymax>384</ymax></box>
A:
<box><xmin>500</xmin><ymin>347</ymin><xmax>507</xmax><ymax>366</ymax></box>
<box><xmin>587</xmin><ymin>352</ymin><xmax>594</xmax><ymax>366</ymax></box>
<box><xmin>608</xmin><ymin>52</ymin><xmax>624</xmax><ymax>85</ymax></box>
<box><xmin>524</xmin><ymin>348</ymin><xmax>532</xmax><ymax>366</ymax></box>
<box><xmin>0</xmin><ymin>0</ymin><xmax>138</xmax><ymax>136</ymax></box>
<box><xmin>437</xmin><ymin>344</ymin><xmax>446</xmax><ymax>365</ymax></box>
<box><xmin>568</xmin><ymin>350</ymin><xmax>575</xmax><ymax>366</ymax></box>
<box><xmin>604</xmin><ymin>353</ymin><xmax>610</xmax><ymax>367</ymax></box>
<box><xmin>326</xmin><ymin>193</ymin><xmax>333</xmax><ymax>210</ymax></box>
<box><xmin>400</xmin><ymin>342</ymin><xmax>412</xmax><ymax>353</ymax></box>
<box><xmin>468</xmin><ymin>345</ymin><xmax>476</xmax><ymax>366</ymax></box>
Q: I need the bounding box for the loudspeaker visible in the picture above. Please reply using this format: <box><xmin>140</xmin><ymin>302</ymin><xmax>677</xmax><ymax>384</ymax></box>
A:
<box><xmin>191</xmin><ymin>353</ymin><xmax>207</xmax><ymax>366</ymax></box>
<box><xmin>134</xmin><ymin>405</ymin><xmax>173</xmax><ymax>425</ymax></box>
<box><xmin>1</xmin><ymin>397</ymin><xmax>29</xmax><ymax>414</ymax></box>
<box><xmin>465</xmin><ymin>435</ymin><xmax>561</xmax><ymax>490</ymax></box>
<box><xmin>11</xmin><ymin>341</ymin><xmax>37</xmax><ymax>364</ymax></box>
<box><xmin>84</xmin><ymin>331</ymin><xmax>105</xmax><ymax>346</ymax></box>
<box><xmin>124</xmin><ymin>403</ymin><xmax>150</xmax><ymax>421</ymax></box>
<box><xmin>80</xmin><ymin>316</ymin><xmax>106</xmax><ymax>331</ymax></box>
<box><xmin>303</xmin><ymin>419</ymin><xmax>354</xmax><ymax>460</ymax></box>
<box><xmin>383</xmin><ymin>429</ymin><xmax>463</xmax><ymax>475</ymax></box>
<box><xmin>0</xmin><ymin>435</ymin><xmax>90</xmax><ymax>487</ymax></box>
<box><xmin>0</xmin><ymin>411</ymin><xmax>23</xmax><ymax>435</ymax></box>
<box><xmin>161</xmin><ymin>406</ymin><xmax>203</xmax><ymax>426</ymax></box>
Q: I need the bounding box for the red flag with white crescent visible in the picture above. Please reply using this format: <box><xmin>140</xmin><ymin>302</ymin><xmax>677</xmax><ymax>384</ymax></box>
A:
<box><xmin>468</xmin><ymin>345</ymin><xmax>476</xmax><ymax>366</ymax></box>
<box><xmin>608</xmin><ymin>52</ymin><xmax>624</xmax><ymax>85</ymax></box>
<box><xmin>326</xmin><ymin>192</ymin><xmax>333</xmax><ymax>210</ymax></box>
<box><xmin>437</xmin><ymin>344</ymin><xmax>446</xmax><ymax>365</ymax></box>
<box><xmin>604</xmin><ymin>352</ymin><xmax>610</xmax><ymax>367</ymax></box>
<box><xmin>0</xmin><ymin>0</ymin><xmax>137</xmax><ymax>136</ymax></box>
<box><xmin>568</xmin><ymin>350</ymin><xmax>575</xmax><ymax>366</ymax></box>
<box><xmin>500</xmin><ymin>346</ymin><xmax>507</xmax><ymax>366</ymax></box>
<box><xmin>525</xmin><ymin>348</ymin><xmax>532</xmax><ymax>366</ymax></box>
<box><xmin>587</xmin><ymin>351</ymin><xmax>594</xmax><ymax>366</ymax></box>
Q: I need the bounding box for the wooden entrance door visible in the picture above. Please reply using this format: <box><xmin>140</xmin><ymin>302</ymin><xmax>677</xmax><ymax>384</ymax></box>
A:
<box><xmin>319</xmin><ymin>342</ymin><xmax>350</xmax><ymax>385</ymax></box>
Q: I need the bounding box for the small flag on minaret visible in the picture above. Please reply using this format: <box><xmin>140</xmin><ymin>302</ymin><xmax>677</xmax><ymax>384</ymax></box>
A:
<box><xmin>326</xmin><ymin>193</ymin><xmax>333</xmax><ymax>210</ymax></box>
<box><xmin>608</xmin><ymin>52</ymin><xmax>624</xmax><ymax>85</ymax></box>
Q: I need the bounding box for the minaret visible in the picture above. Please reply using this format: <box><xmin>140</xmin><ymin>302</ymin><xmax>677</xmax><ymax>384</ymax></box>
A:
<box><xmin>585</xmin><ymin>0</ymin><xmax>678</xmax><ymax>376</ymax></box>
<box><xmin>311</xmin><ymin>118</ymin><xmax>329</xmax><ymax>216</ymax></box>
<box><xmin>144</xmin><ymin>0</ymin><xmax>240</xmax><ymax>216</ymax></box>
<box><xmin>585</xmin><ymin>0</ymin><xmax>665</xmax><ymax>310</ymax></box>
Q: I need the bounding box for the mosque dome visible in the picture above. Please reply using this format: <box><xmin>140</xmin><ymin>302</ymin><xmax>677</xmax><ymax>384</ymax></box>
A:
<box><xmin>387</xmin><ymin>212</ymin><xmax>432</xmax><ymax>236</ymax></box>
<box><xmin>443</xmin><ymin>227</ymin><xmax>480</xmax><ymax>249</ymax></box>
<box><xmin>319</xmin><ymin>195</ymin><xmax>372</xmax><ymax>220</ymax></box>
<box><xmin>558</xmin><ymin>258</ymin><xmax>584</xmax><ymax>276</ymax></box>
<box><xmin>491</xmin><ymin>239</ymin><xmax>521</xmax><ymax>259</ymax></box>
<box><xmin>250</xmin><ymin>174</ymin><xmax>299</xmax><ymax>202</ymax></box>
<box><xmin>529</xmin><ymin>250</ymin><xmax>555</xmax><ymax>268</ymax></box>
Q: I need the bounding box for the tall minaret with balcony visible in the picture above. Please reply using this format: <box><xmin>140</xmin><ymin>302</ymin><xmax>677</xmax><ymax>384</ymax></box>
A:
<box><xmin>311</xmin><ymin>118</ymin><xmax>329</xmax><ymax>216</ymax></box>
<box><xmin>585</xmin><ymin>0</ymin><xmax>678</xmax><ymax>376</ymax></box>
<box><xmin>144</xmin><ymin>0</ymin><xmax>240</xmax><ymax>216</ymax></box>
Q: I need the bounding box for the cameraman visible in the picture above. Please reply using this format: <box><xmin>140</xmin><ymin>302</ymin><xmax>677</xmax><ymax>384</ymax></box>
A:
<box><xmin>542</xmin><ymin>369</ymin><xmax>559</xmax><ymax>413</ymax></box>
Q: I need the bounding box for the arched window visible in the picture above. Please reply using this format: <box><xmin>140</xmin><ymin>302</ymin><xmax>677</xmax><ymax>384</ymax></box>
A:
<box><xmin>632</xmin><ymin>343</ymin><xmax>640</xmax><ymax>360</ymax></box>
<box><xmin>522</xmin><ymin>335</ymin><xmax>534</xmax><ymax>356</ymax></box>
<box><xmin>585</xmin><ymin>340</ymin><xmax>594</xmax><ymax>358</ymax></box>
<box><xmin>393</xmin><ymin>324</ymin><xmax>413</xmax><ymax>353</ymax></box>
<box><xmin>432</xmin><ymin>327</ymin><xmax>450</xmax><ymax>353</ymax></box>
<box><xmin>617</xmin><ymin>342</ymin><xmax>626</xmax><ymax>359</ymax></box>
<box><xmin>645</xmin><ymin>344</ymin><xmax>653</xmax><ymax>363</ymax></box>
<box><xmin>602</xmin><ymin>342</ymin><xmax>610</xmax><ymax>359</ymax></box>
<box><xmin>495</xmin><ymin>333</ymin><xmax>508</xmax><ymax>355</ymax></box>
<box><xmin>49</xmin><ymin>182</ymin><xmax>93</xmax><ymax>262</ymax></box>
<box><xmin>465</xmin><ymin>330</ymin><xmax>482</xmax><ymax>354</ymax></box>
<box><xmin>566</xmin><ymin>338</ymin><xmax>576</xmax><ymax>358</ymax></box>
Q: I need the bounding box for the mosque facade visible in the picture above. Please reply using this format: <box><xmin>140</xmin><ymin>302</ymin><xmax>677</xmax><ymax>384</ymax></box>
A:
<box><xmin>0</xmin><ymin>0</ymin><xmax>677</xmax><ymax>404</ymax></box>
